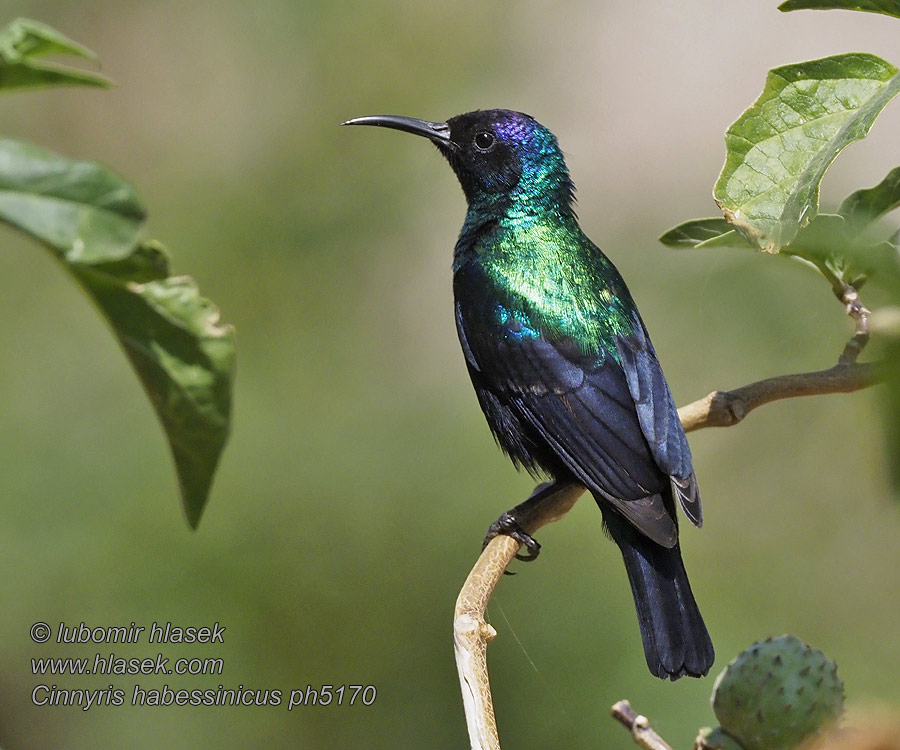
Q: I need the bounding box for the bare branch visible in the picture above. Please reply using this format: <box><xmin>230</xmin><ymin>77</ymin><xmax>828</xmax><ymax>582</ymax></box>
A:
<box><xmin>453</xmin><ymin>482</ymin><xmax>583</xmax><ymax>750</ymax></box>
<box><xmin>611</xmin><ymin>700</ymin><xmax>675</xmax><ymax>750</ymax></box>
<box><xmin>678</xmin><ymin>361</ymin><xmax>881</xmax><ymax>433</ymax></box>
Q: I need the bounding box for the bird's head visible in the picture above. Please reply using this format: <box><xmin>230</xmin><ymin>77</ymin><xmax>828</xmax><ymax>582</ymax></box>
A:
<box><xmin>343</xmin><ymin>109</ymin><xmax>575</xmax><ymax>216</ymax></box>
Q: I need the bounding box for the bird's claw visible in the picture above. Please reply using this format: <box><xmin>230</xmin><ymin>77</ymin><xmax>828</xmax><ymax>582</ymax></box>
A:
<box><xmin>483</xmin><ymin>511</ymin><xmax>542</xmax><ymax>566</ymax></box>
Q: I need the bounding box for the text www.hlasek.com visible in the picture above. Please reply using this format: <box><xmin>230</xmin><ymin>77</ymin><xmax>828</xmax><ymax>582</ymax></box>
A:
<box><xmin>32</xmin><ymin>653</ymin><xmax>223</xmax><ymax>677</ymax></box>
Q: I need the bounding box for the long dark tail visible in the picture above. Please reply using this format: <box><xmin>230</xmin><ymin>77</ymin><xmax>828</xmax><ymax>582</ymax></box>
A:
<box><xmin>602</xmin><ymin>506</ymin><xmax>714</xmax><ymax>680</ymax></box>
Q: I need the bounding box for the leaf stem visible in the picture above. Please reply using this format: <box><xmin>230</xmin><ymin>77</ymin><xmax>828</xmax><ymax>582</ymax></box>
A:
<box><xmin>833</xmin><ymin>280</ymin><xmax>871</xmax><ymax>364</ymax></box>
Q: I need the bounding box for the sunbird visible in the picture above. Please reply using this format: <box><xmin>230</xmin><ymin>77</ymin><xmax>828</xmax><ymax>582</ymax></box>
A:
<box><xmin>343</xmin><ymin>109</ymin><xmax>714</xmax><ymax>679</ymax></box>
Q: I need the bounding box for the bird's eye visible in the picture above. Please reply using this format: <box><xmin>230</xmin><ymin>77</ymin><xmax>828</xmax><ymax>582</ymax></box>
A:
<box><xmin>473</xmin><ymin>131</ymin><xmax>496</xmax><ymax>152</ymax></box>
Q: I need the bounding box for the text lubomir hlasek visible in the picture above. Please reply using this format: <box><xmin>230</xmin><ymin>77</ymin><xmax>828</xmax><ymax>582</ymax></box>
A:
<box><xmin>54</xmin><ymin>621</ymin><xmax>224</xmax><ymax>644</ymax></box>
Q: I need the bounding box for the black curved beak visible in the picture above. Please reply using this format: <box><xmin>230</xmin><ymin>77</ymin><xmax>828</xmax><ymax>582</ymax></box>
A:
<box><xmin>341</xmin><ymin>115</ymin><xmax>452</xmax><ymax>145</ymax></box>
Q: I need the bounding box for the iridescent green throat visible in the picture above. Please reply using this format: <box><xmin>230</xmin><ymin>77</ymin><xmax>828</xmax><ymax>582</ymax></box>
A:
<box><xmin>478</xmin><ymin>213</ymin><xmax>635</xmax><ymax>359</ymax></box>
<box><xmin>451</xmin><ymin>117</ymin><xmax>638</xmax><ymax>358</ymax></box>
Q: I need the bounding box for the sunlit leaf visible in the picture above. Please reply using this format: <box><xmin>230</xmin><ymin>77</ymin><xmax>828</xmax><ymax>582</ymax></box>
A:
<box><xmin>779</xmin><ymin>0</ymin><xmax>900</xmax><ymax>19</ymax></box>
<box><xmin>714</xmin><ymin>54</ymin><xmax>900</xmax><ymax>253</ymax></box>
<box><xmin>0</xmin><ymin>138</ymin><xmax>233</xmax><ymax>527</ymax></box>
<box><xmin>0</xmin><ymin>18</ymin><xmax>111</xmax><ymax>90</ymax></box>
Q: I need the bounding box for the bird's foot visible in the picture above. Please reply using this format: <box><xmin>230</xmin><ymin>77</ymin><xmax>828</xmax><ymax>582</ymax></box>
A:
<box><xmin>483</xmin><ymin>511</ymin><xmax>541</xmax><ymax>564</ymax></box>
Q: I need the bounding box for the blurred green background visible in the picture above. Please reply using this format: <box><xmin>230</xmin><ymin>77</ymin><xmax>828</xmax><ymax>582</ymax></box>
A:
<box><xmin>2</xmin><ymin>1</ymin><xmax>900</xmax><ymax>748</ymax></box>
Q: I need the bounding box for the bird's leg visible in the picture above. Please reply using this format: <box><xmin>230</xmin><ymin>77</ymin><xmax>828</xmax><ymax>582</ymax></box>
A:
<box><xmin>485</xmin><ymin>511</ymin><xmax>542</xmax><ymax>562</ymax></box>
<box><xmin>483</xmin><ymin>480</ymin><xmax>585</xmax><ymax>563</ymax></box>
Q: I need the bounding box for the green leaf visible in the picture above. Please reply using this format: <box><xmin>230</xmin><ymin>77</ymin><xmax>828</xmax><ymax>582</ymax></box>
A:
<box><xmin>779</xmin><ymin>0</ymin><xmax>900</xmax><ymax>19</ymax></box>
<box><xmin>72</xmin><ymin>256</ymin><xmax>235</xmax><ymax>527</ymax></box>
<box><xmin>659</xmin><ymin>218</ymin><xmax>755</xmax><ymax>249</ymax></box>
<box><xmin>782</xmin><ymin>211</ymin><xmax>900</xmax><ymax>288</ymax></box>
<box><xmin>0</xmin><ymin>17</ymin><xmax>97</xmax><ymax>60</ymax></box>
<box><xmin>0</xmin><ymin>138</ymin><xmax>233</xmax><ymax>527</ymax></box>
<box><xmin>832</xmin><ymin>234</ymin><xmax>900</xmax><ymax>287</ymax></box>
<box><xmin>0</xmin><ymin>138</ymin><xmax>145</xmax><ymax>260</ymax></box>
<box><xmin>782</xmin><ymin>212</ymin><xmax>850</xmax><ymax>265</ymax></box>
<box><xmin>0</xmin><ymin>18</ymin><xmax>111</xmax><ymax>91</ymax></box>
<box><xmin>838</xmin><ymin>165</ymin><xmax>900</xmax><ymax>228</ymax></box>
<box><xmin>714</xmin><ymin>54</ymin><xmax>900</xmax><ymax>253</ymax></box>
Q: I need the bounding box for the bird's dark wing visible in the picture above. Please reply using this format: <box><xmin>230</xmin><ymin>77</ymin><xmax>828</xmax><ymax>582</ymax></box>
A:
<box><xmin>616</xmin><ymin>315</ymin><xmax>701</xmax><ymax>526</ymax></box>
<box><xmin>454</xmin><ymin>270</ymin><xmax>683</xmax><ymax>547</ymax></box>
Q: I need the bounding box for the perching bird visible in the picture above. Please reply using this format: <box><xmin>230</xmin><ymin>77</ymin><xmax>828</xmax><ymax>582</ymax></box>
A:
<box><xmin>343</xmin><ymin>109</ymin><xmax>714</xmax><ymax>680</ymax></box>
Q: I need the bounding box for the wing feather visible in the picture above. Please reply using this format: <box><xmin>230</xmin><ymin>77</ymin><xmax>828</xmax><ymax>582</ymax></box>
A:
<box><xmin>454</xmin><ymin>263</ymin><xmax>700</xmax><ymax>542</ymax></box>
<box><xmin>616</xmin><ymin>316</ymin><xmax>702</xmax><ymax>525</ymax></box>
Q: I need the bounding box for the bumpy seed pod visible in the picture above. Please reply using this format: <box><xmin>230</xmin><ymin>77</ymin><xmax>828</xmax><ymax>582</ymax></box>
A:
<box><xmin>710</xmin><ymin>635</ymin><xmax>844</xmax><ymax>750</ymax></box>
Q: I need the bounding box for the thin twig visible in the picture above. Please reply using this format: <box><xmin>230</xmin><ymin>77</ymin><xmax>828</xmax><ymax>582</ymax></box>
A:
<box><xmin>611</xmin><ymin>700</ymin><xmax>675</xmax><ymax>750</ymax></box>
<box><xmin>678</xmin><ymin>361</ymin><xmax>880</xmax><ymax>432</ymax></box>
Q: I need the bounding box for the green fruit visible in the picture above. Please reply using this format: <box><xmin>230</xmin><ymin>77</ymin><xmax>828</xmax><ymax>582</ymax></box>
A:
<box><xmin>711</xmin><ymin>635</ymin><xmax>844</xmax><ymax>750</ymax></box>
